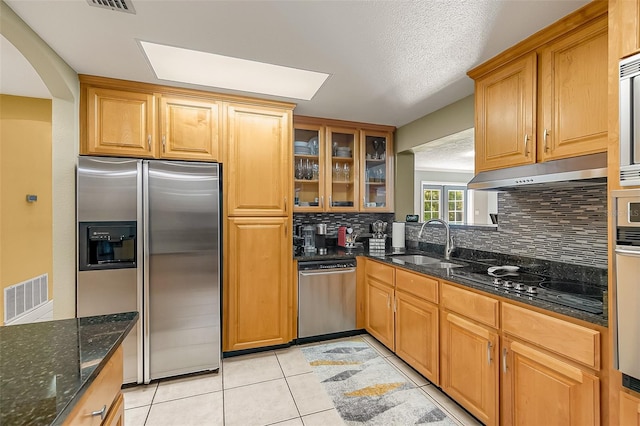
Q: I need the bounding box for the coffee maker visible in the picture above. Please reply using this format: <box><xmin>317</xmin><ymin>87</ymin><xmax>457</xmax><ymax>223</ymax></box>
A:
<box><xmin>315</xmin><ymin>224</ymin><xmax>328</xmax><ymax>254</ymax></box>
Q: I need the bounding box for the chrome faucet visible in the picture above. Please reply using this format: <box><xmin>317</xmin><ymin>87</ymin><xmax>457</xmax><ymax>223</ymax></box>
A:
<box><xmin>418</xmin><ymin>219</ymin><xmax>455</xmax><ymax>260</ymax></box>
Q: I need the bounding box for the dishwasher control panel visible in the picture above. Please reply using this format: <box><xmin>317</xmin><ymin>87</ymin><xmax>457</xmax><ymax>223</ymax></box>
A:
<box><xmin>298</xmin><ymin>259</ymin><xmax>356</xmax><ymax>271</ymax></box>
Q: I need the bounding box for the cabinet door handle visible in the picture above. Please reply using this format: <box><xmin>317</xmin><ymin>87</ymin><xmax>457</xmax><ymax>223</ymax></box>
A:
<box><xmin>320</xmin><ymin>196</ymin><xmax>324</xmax><ymax>208</ymax></box>
<box><xmin>162</xmin><ymin>135</ymin><xmax>166</xmax><ymax>153</ymax></box>
<box><xmin>284</xmin><ymin>223</ymin><xmax>288</xmax><ymax>236</ymax></box>
<box><xmin>284</xmin><ymin>196</ymin><xmax>287</xmax><ymax>213</ymax></box>
<box><xmin>329</xmin><ymin>195</ymin><xmax>332</xmax><ymax>206</ymax></box>
<box><xmin>363</xmin><ymin>196</ymin><xmax>366</xmax><ymax>207</ymax></box>
<box><xmin>387</xmin><ymin>294</ymin><xmax>390</xmax><ymax>309</ymax></box>
<box><xmin>147</xmin><ymin>135</ymin><xmax>151</xmax><ymax>150</ymax></box>
<box><xmin>91</xmin><ymin>405</ymin><xmax>107</xmax><ymax>420</ymax></box>
<box><xmin>523</xmin><ymin>134</ymin><xmax>529</xmax><ymax>156</ymax></box>
<box><xmin>502</xmin><ymin>347</ymin><xmax>508</xmax><ymax>373</ymax></box>
<box><xmin>543</xmin><ymin>129</ymin><xmax>549</xmax><ymax>153</ymax></box>
<box><xmin>487</xmin><ymin>341</ymin><xmax>493</xmax><ymax>365</ymax></box>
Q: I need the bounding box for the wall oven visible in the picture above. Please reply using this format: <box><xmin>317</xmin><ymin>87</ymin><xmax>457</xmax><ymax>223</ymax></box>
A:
<box><xmin>612</xmin><ymin>189</ymin><xmax>640</xmax><ymax>392</ymax></box>
<box><xmin>620</xmin><ymin>52</ymin><xmax>640</xmax><ymax>186</ymax></box>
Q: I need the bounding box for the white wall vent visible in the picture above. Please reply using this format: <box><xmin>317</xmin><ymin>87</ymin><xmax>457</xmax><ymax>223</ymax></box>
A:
<box><xmin>86</xmin><ymin>0</ymin><xmax>136</xmax><ymax>14</ymax></box>
<box><xmin>4</xmin><ymin>274</ymin><xmax>49</xmax><ymax>325</ymax></box>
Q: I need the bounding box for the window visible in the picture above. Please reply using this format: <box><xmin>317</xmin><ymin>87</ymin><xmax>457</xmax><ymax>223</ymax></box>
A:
<box><xmin>421</xmin><ymin>184</ymin><xmax>467</xmax><ymax>225</ymax></box>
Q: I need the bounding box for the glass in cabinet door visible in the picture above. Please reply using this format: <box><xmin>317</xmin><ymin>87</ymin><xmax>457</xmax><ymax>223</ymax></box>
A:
<box><xmin>362</xmin><ymin>133</ymin><xmax>390</xmax><ymax>210</ymax></box>
<box><xmin>293</xmin><ymin>125</ymin><xmax>322</xmax><ymax>211</ymax></box>
<box><xmin>327</xmin><ymin>127</ymin><xmax>357</xmax><ymax>210</ymax></box>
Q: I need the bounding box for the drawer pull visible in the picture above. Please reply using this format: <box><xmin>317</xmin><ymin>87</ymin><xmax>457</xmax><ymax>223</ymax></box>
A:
<box><xmin>91</xmin><ymin>405</ymin><xmax>107</xmax><ymax>420</ymax></box>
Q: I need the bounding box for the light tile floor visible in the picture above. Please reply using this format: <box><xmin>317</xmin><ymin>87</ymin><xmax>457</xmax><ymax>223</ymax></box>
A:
<box><xmin>122</xmin><ymin>334</ymin><xmax>483</xmax><ymax>426</ymax></box>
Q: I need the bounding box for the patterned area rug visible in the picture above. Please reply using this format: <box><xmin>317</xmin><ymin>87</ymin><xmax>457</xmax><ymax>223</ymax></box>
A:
<box><xmin>301</xmin><ymin>338</ymin><xmax>459</xmax><ymax>425</ymax></box>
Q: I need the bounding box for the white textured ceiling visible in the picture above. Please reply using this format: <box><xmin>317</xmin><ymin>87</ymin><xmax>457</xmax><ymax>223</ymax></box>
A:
<box><xmin>2</xmin><ymin>0</ymin><xmax>589</xmax><ymax>126</ymax></box>
<box><xmin>413</xmin><ymin>128</ymin><xmax>475</xmax><ymax>172</ymax></box>
<box><xmin>0</xmin><ymin>34</ymin><xmax>49</xmax><ymax>98</ymax></box>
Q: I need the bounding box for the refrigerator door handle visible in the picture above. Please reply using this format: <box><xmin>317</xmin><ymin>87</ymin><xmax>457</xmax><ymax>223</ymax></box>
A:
<box><xmin>136</xmin><ymin>160</ymin><xmax>144</xmax><ymax>384</ymax></box>
<box><xmin>142</xmin><ymin>161</ymin><xmax>151</xmax><ymax>384</ymax></box>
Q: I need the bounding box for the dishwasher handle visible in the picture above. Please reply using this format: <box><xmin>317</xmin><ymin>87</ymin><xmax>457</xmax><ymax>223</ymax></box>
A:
<box><xmin>299</xmin><ymin>268</ymin><xmax>357</xmax><ymax>277</ymax></box>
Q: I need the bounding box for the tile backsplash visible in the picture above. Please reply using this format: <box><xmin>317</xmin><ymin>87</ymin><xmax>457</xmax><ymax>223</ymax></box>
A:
<box><xmin>406</xmin><ymin>184</ymin><xmax>608</xmax><ymax>268</ymax></box>
<box><xmin>293</xmin><ymin>212</ymin><xmax>396</xmax><ymax>236</ymax></box>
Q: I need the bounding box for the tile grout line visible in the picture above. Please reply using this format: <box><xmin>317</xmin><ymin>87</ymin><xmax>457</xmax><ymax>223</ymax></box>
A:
<box><xmin>275</xmin><ymin>349</ymin><xmax>305</xmax><ymax>424</ymax></box>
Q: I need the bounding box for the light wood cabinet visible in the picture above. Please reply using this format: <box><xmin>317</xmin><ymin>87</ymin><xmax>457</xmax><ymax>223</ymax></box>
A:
<box><xmin>620</xmin><ymin>391</ymin><xmax>640</xmax><ymax>426</ymax></box>
<box><xmin>469</xmin><ymin>2</ymin><xmax>608</xmax><ymax>173</ymax></box>
<box><xmin>226</xmin><ymin>104</ymin><xmax>291</xmax><ymax>216</ymax></box>
<box><xmin>502</xmin><ymin>337</ymin><xmax>600</xmax><ymax>426</ymax></box>
<box><xmin>158</xmin><ymin>96</ymin><xmax>221</xmax><ymax>161</ymax></box>
<box><xmin>440</xmin><ymin>309</ymin><xmax>499</xmax><ymax>426</ymax></box>
<box><xmin>292</xmin><ymin>116</ymin><xmax>394</xmax><ymax>212</ymax></box>
<box><xmin>501</xmin><ymin>303</ymin><xmax>601</xmax><ymax>426</ymax></box>
<box><xmin>619</xmin><ymin>0</ymin><xmax>640</xmax><ymax>58</ymax></box>
<box><xmin>63</xmin><ymin>347</ymin><xmax>124</xmax><ymax>426</ymax></box>
<box><xmin>84</xmin><ymin>86</ymin><xmax>157</xmax><ymax>158</ymax></box>
<box><xmin>538</xmin><ymin>15</ymin><xmax>608</xmax><ymax>161</ymax></box>
<box><xmin>224</xmin><ymin>217</ymin><xmax>291</xmax><ymax>351</ymax></box>
<box><xmin>395</xmin><ymin>290</ymin><xmax>439</xmax><ymax>385</ymax></box>
<box><xmin>365</xmin><ymin>269</ymin><xmax>395</xmax><ymax>350</ymax></box>
<box><xmin>474</xmin><ymin>53</ymin><xmax>537</xmax><ymax>172</ymax></box>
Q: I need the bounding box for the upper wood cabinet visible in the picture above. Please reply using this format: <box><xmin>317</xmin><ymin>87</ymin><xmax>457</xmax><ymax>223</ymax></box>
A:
<box><xmin>618</xmin><ymin>0</ymin><xmax>640</xmax><ymax>58</ymax></box>
<box><xmin>293</xmin><ymin>116</ymin><xmax>394</xmax><ymax>213</ymax></box>
<box><xmin>226</xmin><ymin>104</ymin><xmax>292</xmax><ymax>216</ymax></box>
<box><xmin>469</xmin><ymin>2</ymin><xmax>608</xmax><ymax>173</ymax></box>
<box><xmin>538</xmin><ymin>15</ymin><xmax>608</xmax><ymax>161</ymax></box>
<box><xmin>84</xmin><ymin>86</ymin><xmax>157</xmax><ymax>158</ymax></box>
<box><xmin>159</xmin><ymin>96</ymin><xmax>221</xmax><ymax>161</ymax></box>
<box><xmin>474</xmin><ymin>53</ymin><xmax>537</xmax><ymax>172</ymax></box>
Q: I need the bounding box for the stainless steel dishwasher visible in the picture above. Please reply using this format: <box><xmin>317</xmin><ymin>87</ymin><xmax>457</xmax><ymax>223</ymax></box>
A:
<box><xmin>298</xmin><ymin>259</ymin><xmax>357</xmax><ymax>340</ymax></box>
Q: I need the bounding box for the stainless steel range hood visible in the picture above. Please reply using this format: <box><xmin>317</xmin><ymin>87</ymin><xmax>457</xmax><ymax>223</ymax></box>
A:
<box><xmin>467</xmin><ymin>152</ymin><xmax>607</xmax><ymax>190</ymax></box>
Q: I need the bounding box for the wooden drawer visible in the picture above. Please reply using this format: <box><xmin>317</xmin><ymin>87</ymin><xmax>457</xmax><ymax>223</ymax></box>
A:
<box><xmin>441</xmin><ymin>283</ymin><xmax>499</xmax><ymax>328</ymax></box>
<box><xmin>502</xmin><ymin>303</ymin><xmax>600</xmax><ymax>369</ymax></box>
<box><xmin>64</xmin><ymin>347</ymin><xmax>123</xmax><ymax>426</ymax></box>
<box><xmin>365</xmin><ymin>260</ymin><xmax>394</xmax><ymax>286</ymax></box>
<box><xmin>396</xmin><ymin>268</ymin><xmax>438</xmax><ymax>303</ymax></box>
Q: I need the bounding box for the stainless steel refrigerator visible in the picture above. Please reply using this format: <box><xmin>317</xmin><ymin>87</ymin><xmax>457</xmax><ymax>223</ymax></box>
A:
<box><xmin>76</xmin><ymin>156</ymin><xmax>221</xmax><ymax>384</ymax></box>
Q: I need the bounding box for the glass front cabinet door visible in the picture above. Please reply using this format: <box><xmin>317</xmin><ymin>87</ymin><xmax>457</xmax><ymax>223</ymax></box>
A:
<box><xmin>361</xmin><ymin>130</ymin><xmax>393</xmax><ymax>211</ymax></box>
<box><xmin>326</xmin><ymin>126</ymin><xmax>358</xmax><ymax>211</ymax></box>
<box><xmin>293</xmin><ymin>123</ymin><xmax>324</xmax><ymax>212</ymax></box>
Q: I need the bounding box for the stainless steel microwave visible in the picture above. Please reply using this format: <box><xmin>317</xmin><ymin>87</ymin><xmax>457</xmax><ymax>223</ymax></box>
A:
<box><xmin>620</xmin><ymin>52</ymin><xmax>640</xmax><ymax>186</ymax></box>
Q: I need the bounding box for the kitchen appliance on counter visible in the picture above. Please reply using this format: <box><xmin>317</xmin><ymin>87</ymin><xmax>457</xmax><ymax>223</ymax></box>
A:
<box><xmin>620</xmin><ymin>52</ymin><xmax>640</xmax><ymax>186</ymax></box>
<box><xmin>77</xmin><ymin>156</ymin><xmax>221</xmax><ymax>384</ymax></box>
<box><xmin>449</xmin><ymin>264</ymin><xmax>604</xmax><ymax>315</ymax></box>
<box><xmin>297</xmin><ymin>259</ymin><xmax>357</xmax><ymax>341</ymax></box>
<box><xmin>337</xmin><ymin>226</ymin><xmax>357</xmax><ymax>248</ymax></box>
<box><xmin>315</xmin><ymin>224</ymin><xmax>328</xmax><ymax>254</ymax></box>
<box><xmin>612</xmin><ymin>189</ymin><xmax>640</xmax><ymax>392</ymax></box>
<box><xmin>302</xmin><ymin>225</ymin><xmax>317</xmax><ymax>253</ymax></box>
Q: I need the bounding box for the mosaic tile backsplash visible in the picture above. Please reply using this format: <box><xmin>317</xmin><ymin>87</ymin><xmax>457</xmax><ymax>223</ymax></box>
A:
<box><xmin>294</xmin><ymin>212</ymin><xmax>396</xmax><ymax>236</ymax></box>
<box><xmin>406</xmin><ymin>184</ymin><xmax>608</xmax><ymax>268</ymax></box>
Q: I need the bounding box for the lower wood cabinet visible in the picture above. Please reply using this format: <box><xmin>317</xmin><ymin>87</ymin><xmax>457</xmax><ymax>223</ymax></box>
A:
<box><xmin>620</xmin><ymin>391</ymin><xmax>640</xmax><ymax>426</ymax></box>
<box><xmin>365</xmin><ymin>275</ymin><xmax>395</xmax><ymax>350</ymax></box>
<box><xmin>224</xmin><ymin>217</ymin><xmax>291</xmax><ymax>351</ymax></box>
<box><xmin>502</xmin><ymin>337</ymin><xmax>599</xmax><ymax>426</ymax></box>
<box><xmin>63</xmin><ymin>347</ymin><xmax>124</xmax><ymax>426</ymax></box>
<box><xmin>440</xmin><ymin>310</ymin><xmax>499</xmax><ymax>426</ymax></box>
<box><xmin>395</xmin><ymin>290</ymin><xmax>439</xmax><ymax>385</ymax></box>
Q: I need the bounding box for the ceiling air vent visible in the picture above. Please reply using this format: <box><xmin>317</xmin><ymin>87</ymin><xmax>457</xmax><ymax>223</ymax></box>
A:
<box><xmin>86</xmin><ymin>0</ymin><xmax>136</xmax><ymax>14</ymax></box>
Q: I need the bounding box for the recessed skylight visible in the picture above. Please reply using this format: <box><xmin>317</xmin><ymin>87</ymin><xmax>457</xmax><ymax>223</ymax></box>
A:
<box><xmin>140</xmin><ymin>41</ymin><xmax>329</xmax><ymax>101</ymax></box>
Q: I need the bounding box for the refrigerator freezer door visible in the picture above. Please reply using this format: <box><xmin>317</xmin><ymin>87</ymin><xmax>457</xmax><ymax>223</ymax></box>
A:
<box><xmin>76</xmin><ymin>156</ymin><xmax>143</xmax><ymax>384</ymax></box>
<box><xmin>145</xmin><ymin>161</ymin><xmax>221</xmax><ymax>381</ymax></box>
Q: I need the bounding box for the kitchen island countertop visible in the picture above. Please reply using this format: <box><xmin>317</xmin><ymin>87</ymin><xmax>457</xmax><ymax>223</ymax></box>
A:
<box><xmin>0</xmin><ymin>311</ymin><xmax>138</xmax><ymax>426</ymax></box>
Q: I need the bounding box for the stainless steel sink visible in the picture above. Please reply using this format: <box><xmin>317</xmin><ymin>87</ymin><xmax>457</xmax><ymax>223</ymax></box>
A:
<box><xmin>390</xmin><ymin>254</ymin><xmax>465</xmax><ymax>268</ymax></box>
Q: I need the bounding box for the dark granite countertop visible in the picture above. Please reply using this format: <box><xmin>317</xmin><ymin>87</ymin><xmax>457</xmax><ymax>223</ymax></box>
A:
<box><xmin>294</xmin><ymin>246</ymin><xmax>607</xmax><ymax>327</ymax></box>
<box><xmin>0</xmin><ymin>312</ymin><xmax>138</xmax><ymax>426</ymax></box>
